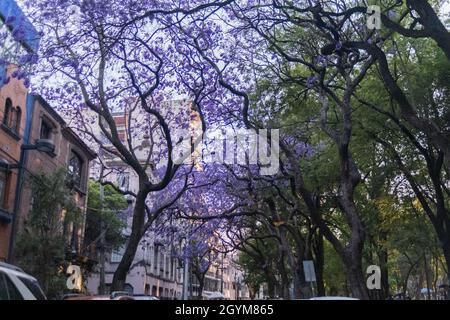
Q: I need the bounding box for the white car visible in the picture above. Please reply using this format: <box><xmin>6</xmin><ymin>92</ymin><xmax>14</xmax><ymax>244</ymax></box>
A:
<box><xmin>309</xmin><ymin>296</ymin><xmax>359</xmax><ymax>300</ymax></box>
<box><xmin>0</xmin><ymin>262</ymin><xmax>46</xmax><ymax>300</ymax></box>
<box><xmin>132</xmin><ymin>294</ymin><xmax>159</xmax><ymax>300</ymax></box>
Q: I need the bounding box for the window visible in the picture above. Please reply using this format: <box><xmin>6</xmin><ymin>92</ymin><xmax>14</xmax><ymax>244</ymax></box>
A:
<box><xmin>0</xmin><ymin>171</ymin><xmax>7</xmax><ymax>209</ymax></box>
<box><xmin>68</xmin><ymin>151</ymin><xmax>83</xmax><ymax>187</ymax></box>
<box><xmin>40</xmin><ymin>119</ymin><xmax>52</xmax><ymax>140</ymax></box>
<box><xmin>111</xmin><ymin>245</ymin><xmax>125</xmax><ymax>263</ymax></box>
<box><xmin>153</xmin><ymin>246</ymin><xmax>159</xmax><ymax>271</ymax></box>
<box><xmin>0</xmin><ymin>273</ymin><xmax>23</xmax><ymax>300</ymax></box>
<box><xmin>14</xmin><ymin>107</ymin><xmax>21</xmax><ymax>133</ymax></box>
<box><xmin>117</xmin><ymin>172</ymin><xmax>129</xmax><ymax>190</ymax></box>
<box><xmin>0</xmin><ymin>273</ymin><xmax>8</xmax><ymax>300</ymax></box>
<box><xmin>2</xmin><ymin>100</ymin><xmax>21</xmax><ymax>135</ymax></box>
<box><xmin>3</xmin><ymin>98</ymin><xmax>12</xmax><ymax>127</ymax></box>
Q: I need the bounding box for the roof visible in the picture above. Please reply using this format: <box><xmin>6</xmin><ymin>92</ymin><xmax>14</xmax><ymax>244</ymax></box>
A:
<box><xmin>35</xmin><ymin>95</ymin><xmax>97</xmax><ymax>160</ymax></box>
<box><xmin>62</xmin><ymin>126</ymin><xmax>97</xmax><ymax>160</ymax></box>
<box><xmin>34</xmin><ymin>95</ymin><xmax>66</xmax><ymax>126</ymax></box>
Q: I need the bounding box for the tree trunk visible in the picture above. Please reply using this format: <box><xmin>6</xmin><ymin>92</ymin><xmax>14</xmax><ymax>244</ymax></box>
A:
<box><xmin>293</xmin><ymin>261</ymin><xmax>312</xmax><ymax>299</ymax></box>
<box><xmin>196</xmin><ymin>275</ymin><xmax>205</xmax><ymax>300</ymax></box>
<box><xmin>442</xmin><ymin>242</ymin><xmax>450</xmax><ymax>299</ymax></box>
<box><xmin>343</xmin><ymin>249</ymin><xmax>369</xmax><ymax>300</ymax></box>
<box><xmin>111</xmin><ymin>190</ymin><xmax>147</xmax><ymax>291</ymax></box>
<box><xmin>313</xmin><ymin>230</ymin><xmax>326</xmax><ymax>296</ymax></box>
<box><xmin>378</xmin><ymin>247</ymin><xmax>389</xmax><ymax>300</ymax></box>
<box><xmin>264</xmin><ymin>269</ymin><xmax>277</xmax><ymax>298</ymax></box>
<box><xmin>423</xmin><ymin>254</ymin><xmax>432</xmax><ymax>300</ymax></box>
<box><xmin>277</xmin><ymin>256</ymin><xmax>290</xmax><ymax>299</ymax></box>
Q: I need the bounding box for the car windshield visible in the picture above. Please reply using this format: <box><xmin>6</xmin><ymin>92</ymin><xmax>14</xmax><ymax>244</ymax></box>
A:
<box><xmin>18</xmin><ymin>276</ymin><xmax>46</xmax><ymax>300</ymax></box>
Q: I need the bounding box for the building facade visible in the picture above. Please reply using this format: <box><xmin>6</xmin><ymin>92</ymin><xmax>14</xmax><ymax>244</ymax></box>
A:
<box><xmin>0</xmin><ymin>0</ymin><xmax>40</xmax><ymax>261</ymax></box>
<box><xmin>17</xmin><ymin>96</ymin><xmax>96</xmax><ymax>255</ymax></box>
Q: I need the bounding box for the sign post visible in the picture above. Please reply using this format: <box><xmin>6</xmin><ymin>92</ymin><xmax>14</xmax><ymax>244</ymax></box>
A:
<box><xmin>303</xmin><ymin>260</ymin><xmax>316</xmax><ymax>298</ymax></box>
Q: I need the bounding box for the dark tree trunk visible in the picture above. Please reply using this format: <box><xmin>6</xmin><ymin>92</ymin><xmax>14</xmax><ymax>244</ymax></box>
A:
<box><xmin>111</xmin><ymin>190</ymin><xmax>147</xmax><ymax>291</ymax></box>
<box><xmin>196</xmin><ymin>274</ymin><xmax>205</xmax><ymax>300</ymax></box>
<box><xmin>313</xmin><ymin>230</ymin><xmax>326</xmax><ymax>296</ymax></box>
<box><xmin>407</xmin><ymin>0</ymin><xmax>450</xmax><ymax>63</ymax></box>
<box><xmin>264</xmin><ymin>269</ymin><xmax>277</xmax><ymax>298</ymax></box>
<box><xmin>343</xmin><ymin>249</ymin><xmax>369</xmax><ymax>300</ymax></box>
<box><xmin>293</xmin><ymin>261</ymin><xmax>312</xmax><ymax>299</ymax></box>
<box><xmin>248</xmin><ymin>287</ymin><xmax>256</xmax><ymax>300</ymax></box>
<box><xmin>277</xmin><ymin>256</ymin><xmax>290</xmax><ymax>299</ymax></box>
<box><xmin>378</xmin><ymin>235</ymin><xmax>389</xmax><ymax>300</ymax></box>
<box><xmin>441</xmin><ymin>239</ymin><xmax>450</xmax><ymax>299</ymax></box>
<box><xmin>267</xmin><ymin>280</ymin><xmax>275</xmax><ymax>298</ymax></box>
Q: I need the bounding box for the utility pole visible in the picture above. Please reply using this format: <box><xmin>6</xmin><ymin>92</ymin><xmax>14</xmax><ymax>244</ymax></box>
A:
<box><xmin>220</xmin><ymin>253</ymin><xmax>224</xmax><ymax>293</ymax></box>
<box><xmin>235</xmin><ymin>272</ymin><xmax>238</xmax><ymax>300</ymax></box>
<box><xmin>98</xmin><ymin>164</ymin><xmax>106</xmax><ymax>294</ymax></box>
<box><xmin>182</xmin><ymin>243</ymin><xmax>189</xmax><ymax>300</ymax></box>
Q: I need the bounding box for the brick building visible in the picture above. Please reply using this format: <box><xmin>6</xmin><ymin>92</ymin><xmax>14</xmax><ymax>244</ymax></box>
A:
<box><xmin>17</xmin><ymin>96</ymin><xmax>97</xmax><ymax>255</ymax></box>
<box><xmin>0</xmin><ymin>0</ymin><xmax>40</xmax><ymax>261</ymax></box>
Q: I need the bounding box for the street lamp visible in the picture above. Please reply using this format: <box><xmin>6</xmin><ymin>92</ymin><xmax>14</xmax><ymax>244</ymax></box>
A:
<box><xmin>33</xmin><ymin>139</ymin><xmax>55</xmax><ymax>153</ymax></box>
<box><xmin>0</xmin><ymin>158</ymin><xmax>10</xmax><ymax>170</ymax></box>
<box><xmin>7</xmin><ymin>139</ymin><xmax>55</xmax><ymax>263</ymax></box>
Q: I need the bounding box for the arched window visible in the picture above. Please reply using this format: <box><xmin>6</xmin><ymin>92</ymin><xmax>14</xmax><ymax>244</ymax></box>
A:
<box><xmin>3</xmin><ymin>98</ymin><xmax>12</xmax><ymax>126</ymax></box>
<box><xmin>68</xmin><ymin>151</ymin><xmax>83</xmax><ymax>188</ymax></box>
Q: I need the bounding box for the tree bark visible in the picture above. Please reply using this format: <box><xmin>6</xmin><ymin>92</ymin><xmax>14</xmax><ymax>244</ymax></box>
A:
<box><xmin>378</xmin><ymin>243</ymin><xmax>389</xmax><ymax>299</ymax></box>
<box><xmin>441</xmin><ymin>241</ymin><xmax>450</xmax><ymax>299</ymax></box>
<box><xmin>111</xmin><ymin>189</ymin><xmax>147</xmax><ymax>291</ymax></box>
<box><xmin>293</xmin><ymin>260</ymin><xmax>312</xmax><ymax>299</ymax></box>
<box><xmin>342</xmin><ymin>250</ymin><xmax>369</xmax><ymax>300</ymax></box>
<box><xmin>313</xmin><ymin>230</ymin><xmax>326</xmax><ymax>296</ymax></box>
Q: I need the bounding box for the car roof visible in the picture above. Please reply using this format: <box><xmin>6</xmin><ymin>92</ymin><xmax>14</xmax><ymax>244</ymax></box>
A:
<box><xmin>0</xmin><ymin>263</ymin><xmax>38</xmax><ymax>281</ymax></box>
<box><xmin>64</xmin><ymin>295</ymin><xmax>112</xmax><ymax>300</ymax></box>
<box><xmin>132</xmin><ymin>295</ymin><xmax>159</xmax><ymax>300</ymax></box>
<box><xmin>309</xmin><ymin>296</ymin><xmax>359</xmax><ymax>300</ymax></box>
<box><xmin>0</xmin><ymin>262</ymin><xmax>25</xmax><ymax>273</ymax></box>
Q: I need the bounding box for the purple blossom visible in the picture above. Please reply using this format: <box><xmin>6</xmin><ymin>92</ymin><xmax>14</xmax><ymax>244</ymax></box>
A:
<box><xmin>5</xmin><ymin>16</ymin><xmax>16</xmax><ymax>25</ymax></box>
<box><xmin>316</xmin><ymin>55</ymin><xmax>327</xmax><ymax>68</ymax></box>
<box><xmin>306</xmin><ymin>75</ymin><xmax>317</xmax><ymax>89</ymax></box>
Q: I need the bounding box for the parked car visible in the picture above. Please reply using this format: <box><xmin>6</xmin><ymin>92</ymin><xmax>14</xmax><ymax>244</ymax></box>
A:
<box><xmin>132</xmin><ymin>294</ymin><xmax>159</xmax><ymax>300</ymax></box>
<box><xmin>64</xmin><ymin>294</ymin><xmax>134</xmax><ymax>300</ymax></box>
<box><xmin>202</xmin><ymin>291</ymin><xmax>227</xmax><ymax>300</ymax></box>
<box><xmin>0</xmin><ymin>262</ymin><xmax>46</xmax><ymax>300</ymax></box>
<box><xmin>309</xmin><ymin>296</ymin><xmax>359</xmax><ymax>300</ymax></box>
<box><xmin>63</xmin><ymin>291</ymin><xmax>134</xmax><ymax>300</ymax></box>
